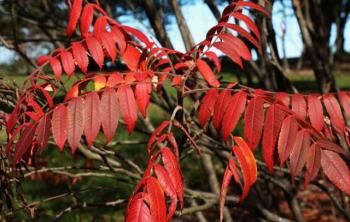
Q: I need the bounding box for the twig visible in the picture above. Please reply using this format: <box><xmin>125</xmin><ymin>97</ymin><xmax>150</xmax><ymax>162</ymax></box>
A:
<box><xmin>54</xmin><ymin>199</ymin><xmax>126</xmax><ymax>221</ymax></box>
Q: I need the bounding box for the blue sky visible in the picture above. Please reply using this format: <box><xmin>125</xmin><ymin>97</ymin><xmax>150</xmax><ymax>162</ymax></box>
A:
<box><xmin>0</xmin><ymin>0</ymin><xmax>349</xmax><ymax>64</ymax></box>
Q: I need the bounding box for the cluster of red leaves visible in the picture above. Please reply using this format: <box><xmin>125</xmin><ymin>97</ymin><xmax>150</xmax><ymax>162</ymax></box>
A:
<box><xmin>126</xmin><ymin>122</ymin><xmax>184</xmax><ymax>222</ymax></box>
<box><xmin>219</xmin><ymin>137</ymin><xmax>257</xmax><ymax>221</ymax></box>
<box><xmin>6</xmin><ymin>71</ymin><xmax>155</xmax><ymax>165</ymax></box>
<box><xmin>198</xmin><ymin>86</ymin><xmax>350</xmax><ymax>218</ymax></box>
<box><xmin>37</xmin><ymin>1</ymin><xmax>151</xmax><ymax>80</ymax></box>
<box><xmin>39</xmin><ymin>0</ymin><xmax>201</xmax><ymax>90</ymax></box>
<box><xmin>188</xmin><ymin>1</ymin><xmax>270</xmax><ymax>87</ymax></box>
<box><xmin>3</xmin><ymin>0</ymin><xmax>350</xmax><ymax>221</ymax></box>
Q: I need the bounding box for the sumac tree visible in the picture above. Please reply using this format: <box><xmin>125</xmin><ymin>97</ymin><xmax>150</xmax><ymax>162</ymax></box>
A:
<box><xmin>2</xmin><ymin>0</ymin><xmax>350</xmax><ymax>221</ymax></box>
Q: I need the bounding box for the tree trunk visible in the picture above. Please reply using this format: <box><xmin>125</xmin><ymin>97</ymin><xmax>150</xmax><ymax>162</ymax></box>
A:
<box><xmin>205</xmin><ymin>0</ymin><xmax>221</xmax><ymax>20</ymax></box>
<box><xmin>334</xmin><ymin>0</ymin><xmax>350</xmax><ymax>60</ymax></box>
<box><xmin>292</xmin><ymin>0</ymin><xmax>339</xmax><ymax>93</ymax></box>
<box><xmin>280</xmin><ymin>0</ymin><xmax>290</xmax><ymax>71</ymax></box>
<box><xmin>169</xmin><ymin>0</ymin><xmax>195</xmax><ymax>51</ymax></box>
<box><xmin>140</xmin><ymin>0</ymin><xmax>174</xmax><ymax>49</ymax></box>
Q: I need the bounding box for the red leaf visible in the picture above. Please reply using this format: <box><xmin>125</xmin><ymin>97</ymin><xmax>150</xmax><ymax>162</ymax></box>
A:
<box><xmin>122</xmin><ymin>45</ymin><xmax>141</xmax><ymax>71</ymax></box>
<box><xmin>126</xmin><ymin>193</ymin><xmax>152</xmax><ymax>222</ymax></box>
<box><xmin>291</xmin><ymin>94</ymin><xmax>307</xmax><ymax>120</ymax></box>
<box><xmin>316</xmin><ymin>140</ymin><xmax>346</xmax><ymax>154</ymax></box>
<box><xmin>148</xmin><ymin>134</ymin><xmax>167</xmax><ymax>155</ymax></box>
<box><xmin>84</xmin><ymin>92</ymin><xmax>101</xmax><ymax>147</ymax></box>
<box><xmin>225</xmin><ymin>23</ymin><xmax>260</xmax><ymax>51</ymax></box>
<box><xmin>100</xmin><ymin>88</ymin><xmax>119</xmax><ymax>143</ymax></box>
<box><xmin>289</xmin><ymin>129</ymin><xmax>311</xmax><ymax>180</ymax></box>
<box><xmin>154</xmin><ymin>164</ymin><xmax>178</xmax><ymax>220</ymax></box>
<box><xmin>86</xmin><ymin>36</ymin><xmax>104</xmax><ymax>69</ymax></box>
<box><xmin>65</xmin><ymin>84</ymin><xmax>79</xmax><ymax>101</ymax></box>
<box><xmin>26</xmin><ymin>111</ymin><xmax>40</xmax><ymax>121</ymax></box>
<box><xmin>234</xmin><ymin>137</ymin><xmax>257</xmax><ymax>185</ymax></box>
<box><xmin>161</xmin><ymin>147</ymin><xmax>184</xmax><ymax>208</ymax></box>
<box><xmin>146</xmin><ymin>177</ymin><xmax>167</xmax><ymax>222</ymax></box>
<box><xmin>204</xmin><ymin>51</ymin><xmax>221</xmax><ymax>73</ymax></box>
<box><xmin>275</xmin><ymin>92</ymin><xmax>290</xmax><ymax>107</ymax></box>
<box><xmin>323</xmin><ymin>94</ymin><xmax>345</xmax><ymax>133</ymax></box>
<box><xmin>36</xmin><ymin>86</ymin><xmax>54</xmax><ymax>108</ymax></box>
<box><xmin>67</xmin><ymin>97</ymin><xmax>84</xmax><ymax>153</ymax></box>
<box><xmin>49</xmin><ymin>57</ymin><xmax>62</xmax><ymax>81</ymax></box>
<box><xmin>80</xmin><ymin>4</ymin><xmax>94</xmax><ymax>37</ymax></box>
<box><xmin>125</xmin><ymin>72</ymin><xmax>136</xmax><ymax>84</ymax></box>
<box><xmin>107</xmin><ymin>73</ymin><xmax>123</xmax><ymax>87</ymax></box>
<box><xmin>220</xmin><ymin>165</ymin><xmax>233</xmax><ymax>222</ymax></box>
<box><xmin>338</xmin><ymin>92</ymin><xmax>350</xmax><ymax>120</ymax></box>
<box><xmin>93</xmin><ymin>17</ymin><xmax>108</xmax><ymax>34</ymax></box>
<box><xmin>146</xmin><ymin>121</ymin><xmax>170</xmax><ymax>152</ymax></box>
<box><xmin>122</xmin><ymin>25</ymin><xmax>153</xmax><ymax>48</ymax></box>
<box><xmin>198</xmin><ymin>88</ymin><xmax>219</xmax><ymax>127</ymax></box>
<box><xmin>234</xmin><ymin>1</ymin><xmax>270</xmax><ymax>16</ymax></box>
<box><xmin>13</xmin><ymin>124</ymin><xmax>37</xmax><ymax>165</ymax></box>
<box><xmin>213</xmin><ymin>89</ymin><xmax>232</xmax><ymax>130</ymax></box>
<box><xmin>111</xmin><ymin>26</ymin><xmax>127</xmax><ymax>54</ymax></box>
<box><xmin>135</xmin><ymin>81</ymin><xmax>152</xmax><ymax>118</ymax></box>
<box><xmin>27</xmin><ymin>96</ymin><xmax>44</xmax><ymax>117</ymax></box>
<box><xmin>66</xmin><ymin>0</ymin><xmax>83</xmax><ymax>37</ymax></box>
<box><xmin>262</xmin><ymin>104</ymin><xmax>286</xmax><ymax>174</ymax></box>
<box><xmin>72</xmin><ymin>42</ymin><xmax>89</xmax><ymax>73</ymax></box>
<box><xmin>219</xmin><ymin>33</ymin><xmax>251</xmax><ymax>60</ymax></box>
<box><xmin>232</xmin><ymin>137</ymin><xmax>257</xmax><ymax>201</ymax></box>
<box><xmin>118</xmin><ymin>86</ymin><xmax>138</xmax><ymax>133</ymax></box>
<box><xmin>167</xmin><ymin>132</ymin><xmax>179</xmax><ymax>159</ymax></box>
<box><xmin>221</xmin><ymin>91</ymin><xmax>247</xmax><ymax>141</ymax></box>
<box><xmin>99</xmin><ymin>31</ymin><xmax>117</xmax><ymax>62</ymax></box>
<box><xmin>171</xmin><ymin>76</ymin><xmax>182</xmax><ymax>86</ymax></box>
<box><xmin>60</xmin><ymin>50</ymin><xmax>75</xmax><ymax>77</ymax></box>
<box><xmin>196</xmin><ymin>59</ymin><xmax>220</xmax><ymax>87</ymax></box>
<box><xmin>307</xmin><ymin>95</ymin><xmax>324</xmax><ymax>131</ymax></box>
<box><xmin>232</xmin><ymin>12</ymin><xmax>260</xmax><ymax>40</ymax></box>
<box><xmin>6</xmin><ymin>106</ymin><xmax>19</xmax><ymax>135</ymax></box>
<box><xmin>228</xmin><ymin>157</ymin><xmax>242</xmax><ymax>185</ymax></box>
<box><xmin>305</xmin><ymin>143</ymin><xmax>321</xmax><ymax>186</ymax></box>
<box><xmin>244</xmin><ymin>96</ymin><xmax>264</xmax><ymax>150</ymax></box>
<box><xmin>278</xmin><ymin>116</ymin><xmax>299</xmax><ymax>165</ymax></box>
<box><xmin>37</xmin><ymin>55</ymin><xmax>50</xmax><ymax>65</ymax></box>
<box><xmin>51</xmin><ymin>104</ymin><xmax>68</xmax><ymax>150</ymax></box>
<box><xmin>35</xmin><ymin>114</ymin><xmax>52</xmax><ymax>148</ymax></box>
<box><xmin>213</xmin><ymin>41</ymin><xmax>243</xmax><ymax>68</ymax></box>
<box><xmin>321</xmin><ymin>150</ymin><xmax>350</xmax><ymax>195</ymax></box>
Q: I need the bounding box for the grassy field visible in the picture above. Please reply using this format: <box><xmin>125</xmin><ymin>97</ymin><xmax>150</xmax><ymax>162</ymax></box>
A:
<box><xmin>219</xmin><ymin>70</ymin><xmax>350</xmax><ymax>92</ymax></box>
<box><xmin>288</xmin><ymin>71</ymin><xmax>350</xmax><ymax>91</ymax></box>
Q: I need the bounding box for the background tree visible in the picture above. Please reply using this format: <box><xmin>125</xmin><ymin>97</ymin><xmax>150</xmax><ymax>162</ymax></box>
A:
<box><xmin>291</xmin><ymin>0</ymin><xmax>350</xmax><ymax>93</ymax></box>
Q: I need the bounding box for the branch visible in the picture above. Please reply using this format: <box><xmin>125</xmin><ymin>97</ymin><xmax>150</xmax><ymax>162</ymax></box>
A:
<box><xmin>54</xmin><ymin>199</ymin><xmax>126</xmax><ymax>221</ymax></box>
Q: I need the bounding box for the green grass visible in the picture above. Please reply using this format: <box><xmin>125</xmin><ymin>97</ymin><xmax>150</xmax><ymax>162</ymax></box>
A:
<box><xmin>220</xmin><ymin>71</ymin><xmax>350</xmax><ymax>92</ymax></box>
<box><xmin>1</xmin><ymin>74</ymin><xmax>28</xmax><ymax>86</ymax></box>
<box><xmin>288</xmin><ymin>72</ymin><xmax>350</xmax><ymax>92</ymax></box>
